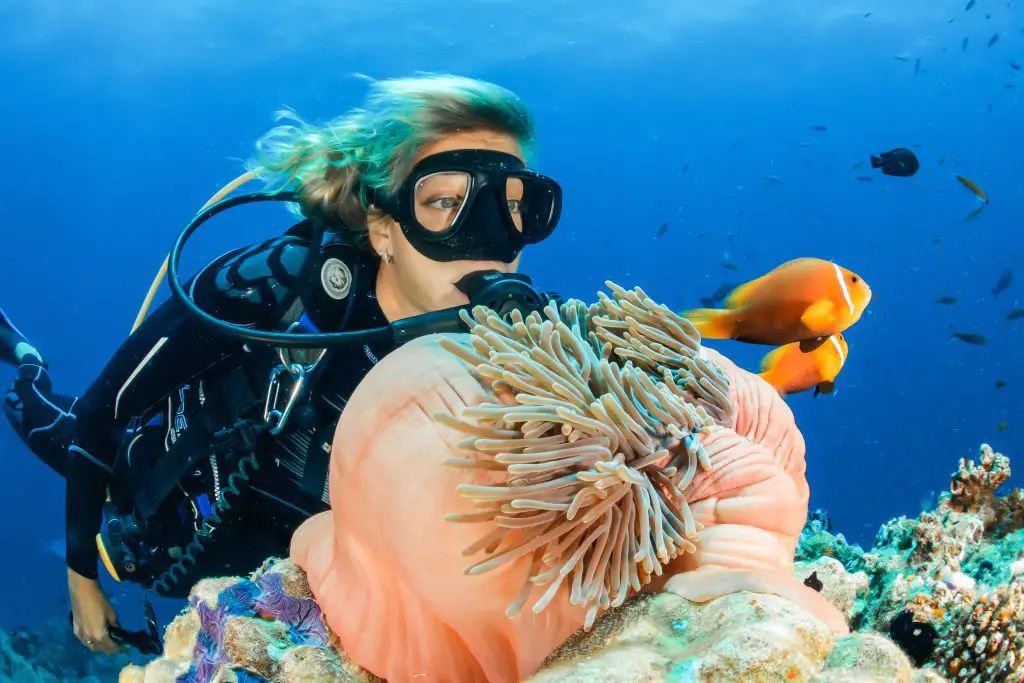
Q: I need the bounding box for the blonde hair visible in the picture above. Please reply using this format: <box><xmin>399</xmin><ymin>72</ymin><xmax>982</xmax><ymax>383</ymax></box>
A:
<box><xmin>249</xmin><ymin>74</ymin><xmax>537</xmax><ymax>250</ymax></box>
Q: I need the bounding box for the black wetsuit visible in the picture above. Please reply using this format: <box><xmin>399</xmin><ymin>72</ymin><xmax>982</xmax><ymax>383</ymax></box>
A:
<box><xmin>4</xmin><ymin>223</ymin><xmax>393</xmax><ymax>596</ymax></box>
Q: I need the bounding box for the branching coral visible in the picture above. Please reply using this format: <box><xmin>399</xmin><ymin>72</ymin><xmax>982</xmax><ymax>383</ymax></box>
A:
<box><xmin>436</xmin><ymin>282</ymin><xmax>733</xmax><ymax>628</ymax></box>
<box><xmin>932</xmin><ymin>580</ymin><xmax>1024</xmax><ymax>682</ymax></box>
<box><xmin>797</xmin><ymin>444</ymin><xmax>1024</xmax><ymax>683</ymax></box>
<box><xmin>947</xmin><ymin>444</ymin><xmax>1011</xmax><ymax>514</ymax></box>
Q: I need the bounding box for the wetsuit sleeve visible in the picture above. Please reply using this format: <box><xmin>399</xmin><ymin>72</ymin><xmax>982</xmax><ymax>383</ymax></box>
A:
<box><xmin>65</xmin><ymin>233</ymin><xmax>312</xmax><ymax>579</ymax></box>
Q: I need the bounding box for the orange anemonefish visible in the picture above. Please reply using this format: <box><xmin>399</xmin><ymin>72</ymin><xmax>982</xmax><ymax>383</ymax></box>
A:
<box><xmin>681</xmin><ymin>257</ymin><xmax>872</xmax><ymax>351</ymax></box>
<box><xmin>758</xmin><ymin>333</ymin><xmax>849</xmax><ymax>397</ymax></box>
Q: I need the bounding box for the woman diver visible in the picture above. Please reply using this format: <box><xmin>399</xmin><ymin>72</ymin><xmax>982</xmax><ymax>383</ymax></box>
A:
<box><xmin>0</xmin><ymin>73</ymin><xmax>563</xmax><ymax>655</ymax></box>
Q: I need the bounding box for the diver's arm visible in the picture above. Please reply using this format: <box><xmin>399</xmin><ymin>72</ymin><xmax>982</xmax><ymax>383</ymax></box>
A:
<box><xmin>64</xmin><ymin>233</ymin><xmax>313</xmax><ymax>578</ymax></box>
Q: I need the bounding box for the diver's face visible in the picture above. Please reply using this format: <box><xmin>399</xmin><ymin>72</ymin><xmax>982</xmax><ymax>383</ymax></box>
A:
<box><xmin>369</xmin><ymin>129</ymin><xmax>524</xmax><ymax>321</ymax></box>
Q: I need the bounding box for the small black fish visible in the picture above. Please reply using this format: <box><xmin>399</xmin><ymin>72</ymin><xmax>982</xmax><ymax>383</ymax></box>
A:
<box><xmin>849</xmin><ymin>161</ymin><xmax>864</xmax><ymax>170</ymax></box>
<box><xmin>1006</xmin><ymin>308</ymin><xmax>1024</xmax><ymax>319</ymax></box>
<box><xmin>1011</xmin><ymin>61</ymin><xmax>1022</xmax><ymax>70</ymax></box>
<box><xmin>963</xmin><ymin>37</ymin><xmax>970</xmax><ymax>51</ymax></box>
<box><xmin>951</xmin><ymin>331</ymin><xmax>989</xmax><ymax>345</ymax></box>
<box><xmin>810</xmin><ymin>124</ymin><xmax>827</xmax><ymax>132</ymax></box>
<box><xmin>938</xmin><ymin>155</ymin><xmax>946</xmax><ymax>165</ymax></box>
<box><xmin>996</xmin><ymin>379</ymin><xmax>1008</xmax><ymax>388</ymax></box>
<box><xmin>796</xmin><ymin>142</ymin><xmax>812</xmax><ymax>148</ymax></box>
<box><xmin>764</xmin><ymin>175</ymin><xmax>785</xmax><ymax>186</ymax></box>
<box><xmin>722</xmin><ymin>261</ymin><xmax>738</xmax><ymax>271</ymax></box>
<box><xmin>914</xmin><ymin>58</ymin><xmax>922</xmax><ymax>75</ymax></box>
<box><xmin>935</xmin><ymin>295</ymin><xmax>959</xmax><ymax>304</ymax></box>
<box><xmin>656</xmin><ymin>223</ymin><xmax>669</xmax><ymax>238</ymax></box>
<box><xmin>694</xmin><ymin>230</ymin><xmax>712</xmax><ymax>239</ymax></box>
<box><xmin>965</xmin><ymin>0</ymin><xmax>976</xmax><ymax>9</ymax></box>
<box><xmin>803</xmin><ymin>571</ymin><xmax>824</xmax><ymax>592</ymax></box>
<box><xmin>989</xmin><ymin>33</ymin><xmax>1000</xmax><ymax>47</ymax></box>
<box><xmin>993</xmin><ymin>269</ymin><xmax>1013</xmax><ymax>296</ymax></box>
<box><xmin>1006</xmin><ymin>83</ymin><xmax>1017</xmax><ymax>89</ymax></box>
<box><xmin>863</xmin><ymin>11</ymin><xmax>871</xmax><ymax>17</ymax></box>
<box><xmin>871</xmin><ymin>147</ymin><xmax>920</xmax><ymax>177</ymax></box>
<box><xmin>855</xmin><ymin>175</ymin><xmax>875</xmax><ymax>182</ymax></box>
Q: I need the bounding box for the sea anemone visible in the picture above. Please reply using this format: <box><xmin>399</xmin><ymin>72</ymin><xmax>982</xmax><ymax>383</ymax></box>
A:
<box><xmin>437</xmin><ymin>282</ymin><xmax>733</xmax><ymax>628</ymax></box>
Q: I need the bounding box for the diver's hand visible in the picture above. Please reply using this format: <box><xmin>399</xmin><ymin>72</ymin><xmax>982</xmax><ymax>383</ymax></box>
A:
<box><xmin>68</xmin><ymin>568</ymin><xmax>122</xmax><ymax>654</ymax></box>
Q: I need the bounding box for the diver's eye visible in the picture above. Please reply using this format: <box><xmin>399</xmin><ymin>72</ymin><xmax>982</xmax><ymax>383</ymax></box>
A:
<box><xmin>429</xmin><ymin>196</ymin><xmax>462</xmax><ymax>210</ymax></box>
<box><xmin>507</xmin><ymin>198</ymin><xmax>522</xmax><ymax>213</ymax></box>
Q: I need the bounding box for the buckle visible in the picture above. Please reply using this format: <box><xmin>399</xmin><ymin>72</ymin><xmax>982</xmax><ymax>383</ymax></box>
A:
<box><xmin>262</xmin><ymin>339</ymin><xmax>323</xmax><ymax>435</ymax></box>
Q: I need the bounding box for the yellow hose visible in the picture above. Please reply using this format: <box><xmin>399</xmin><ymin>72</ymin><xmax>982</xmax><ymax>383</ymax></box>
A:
<box><xmin>131</xmin><ymin>170</ymin><xmax>260</xmax><ymax>333</ymax></box>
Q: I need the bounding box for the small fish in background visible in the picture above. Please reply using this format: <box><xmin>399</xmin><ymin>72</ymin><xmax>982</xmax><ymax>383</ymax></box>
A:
<box><xmin>855</xmin><ymin>176</ymin><xmax>876</xmax><ymax>182</ymax></box>
<box><xmin>894</xmin><ymin>53</ymin><xmax>911</xmax><ymax>62</ymax></box>
<box><xmin>965</xmin><ymin>0</ymin><xmax>976</xmax><ymax>9</ymax></box>
<box><xmin>1006</xmin><ymin>308</ymin><xmax>1024</xmax><ymax>320</ymax></box>
<box><xmin>764</xmin><ymin>175</ymin><xmax>785</xmax><ymax>186</ymax></box>
<box><xmin>698</xmin><ymin>282</ymin><xmax>738</xmax><ymax>308</ymax></box>
<box><xmin>992</xmin><ymin>269</ymin><xmax>1013</xmax><ymax>296</ymax></box>
<box><xmin>656</xmin><ymin>222</ymin><xmax>669</xmax><ymax>238</ymax></box>
<box><xmin>998</xmin><ymin>421</ymin><xmax>1008</xmax><ymax>432</ymax></box>
<box><xmin>681</xmin><ymin>160</ymin><xmax>692</xmax><ymax>174</ymax></box>
<box><xmin>694</xmin><ymin>230</ymin><xmax>712</xmax><ymax>239</ymax></box>
<box><xmin>995</xmin><ymin>379</ymin><xmax>1008</xmax><ymax>388</ymax></box>
<box><xmin>950</xmin><ymin>330</ymin><xmax>989</xmax><ymax>345</ymax></box>
<box><xmin>914</xmin><ymin>58</ymin><xmax>922</xmax><ymax>75</ymax></box>
<box><xmin>1011</xmin><ymin>61</ymin><xmax>1022</xmax><ymax>70</ymax></box>
<box><xmin>758</xmin><ymin>333</ymin><xmax>849</xmax><ymax>397</ymax></box>
<box><xmin>989</xmin><ymin>33</ymin><xmax>1001</xmax><ymax>47</ymax></box>
<box><xmin>935</xmin><ymin>295</ymin><xmax>959</xmax><ymax>304</ymax></box>
<box><xmin>680</xmin><ymin>257</ymin><xmax>872</xmax><ymax>349</ymax></box>
<box><xmin>871</xmin><ymin>147</ymin><xmax>920</xmax><ymax>177</ymax></box>
<box><xmin>849</xmin><ymin>161</ymin><xmax>865</xmax><ymax>171</ymax></box>
<box><xmin>956</xmin><ymin>175</ymin><xmax>990</xmax><ymax>203</ymax></box>
<box><xmin>863</xmin><ymin>11</ymin><xmax>871</xmax><ymax>18</ymax></box>
<box><xmin>964</xmin><ymin>204</ymin><xmax>989</xmax><ymax>222</ymax></box>
<box><xmin>796</xmin><ymin>142</ymin><xmax>812</xmax><ymax>148</ymax></box>
<box><xmin>722</xmin><ymin>261</ymin><xmax>739</xmax><ymax>271</ymax></box>
<box><xmin>938</xmin><ymin>155</ymin><xmax>946</xmax><ymax>165</ymax></box>
<box><xmin>962</xmin><ymin>37</ymin><xmax>970</xmax><ymax>51</ymax></box>
<box><xmin>810</xmin><ymin>124</ymin><xmax>828</xmax><ymax>132</ymax></box>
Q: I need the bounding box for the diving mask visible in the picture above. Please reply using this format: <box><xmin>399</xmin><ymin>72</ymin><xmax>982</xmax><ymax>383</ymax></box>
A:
<box><xmin>371</xmin><ymin>149</ymin><xmax>562</xmax><ymax>263</ymax></box>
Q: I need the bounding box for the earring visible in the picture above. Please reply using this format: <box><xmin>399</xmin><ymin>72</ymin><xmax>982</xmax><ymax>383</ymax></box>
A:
<box><xmin>379</xmin><ymin>250</ymin><xmax>394</xmax><ymax>264</ymax></box>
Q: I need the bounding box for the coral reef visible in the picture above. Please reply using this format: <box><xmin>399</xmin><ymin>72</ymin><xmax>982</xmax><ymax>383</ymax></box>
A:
<box><xmin>127</xmin><ymin>443</ymin><xmax>1023</xmax><ymax>682</ymax></box>
<box><xmin>799</xmin><ymin>444</ymin><xmax>1024</xmax><ymax>682</ymax></box>
<box><xmin>1</xmin><ymin>616</ymin><xmax>138</xmax><ymax>683</ymax></box>
<box><xmin>119</xmin><ymin>559</ymin><xmax>377</xmax><ymax>683</ymax></box>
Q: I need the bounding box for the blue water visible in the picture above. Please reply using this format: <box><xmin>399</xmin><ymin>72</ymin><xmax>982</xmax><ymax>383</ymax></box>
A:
<box><xmin>0</xmin><ymin>0</ymin><xmax>1020</xmax><ymax>645</ymax></box>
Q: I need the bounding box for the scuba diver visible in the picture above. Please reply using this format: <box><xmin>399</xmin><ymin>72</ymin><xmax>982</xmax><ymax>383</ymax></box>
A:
<box><xmin>1</xmin><ymin>74</ymin><xmax>563</xmax><ymax>656</ymax></box>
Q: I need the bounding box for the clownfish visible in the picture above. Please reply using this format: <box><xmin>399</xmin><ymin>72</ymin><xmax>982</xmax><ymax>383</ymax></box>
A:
<box><xmin>758</xmin><ymin>333</ymin><xmax>849</xmax><ymax>397</ymax></box>
<box><xmin>681</xmin><ymin>257</ymin><xmax>872</xmax><ymax>351</ymax></box>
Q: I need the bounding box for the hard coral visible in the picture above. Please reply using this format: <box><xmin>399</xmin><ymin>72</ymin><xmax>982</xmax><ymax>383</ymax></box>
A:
<box><xmin>121</xmin><ymin>559</ymin><xmax>375</xmax><ymax>683</ymax></box>
<box><xmin>946</xmin><ymin>444</ymin><xmax>1011</xmax><ymax>514</ymax></box>
<box><xmin>797</xmin><ymin>444</ymin><xmax>1024</xmax><ymax>682</ymax></box>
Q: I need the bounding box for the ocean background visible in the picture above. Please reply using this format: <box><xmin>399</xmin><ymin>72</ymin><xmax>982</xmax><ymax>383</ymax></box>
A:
<box><xmin>0</xmin><ymin>0</ymin><xmax>1020</xmax><ymax>664</ymax></box>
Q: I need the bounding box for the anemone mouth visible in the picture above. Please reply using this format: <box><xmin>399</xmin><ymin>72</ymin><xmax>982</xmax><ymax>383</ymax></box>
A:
<box><xmin>436</xmin><ymin>281</ymin><xmax>734</xmax><ymax>629</ymax></box>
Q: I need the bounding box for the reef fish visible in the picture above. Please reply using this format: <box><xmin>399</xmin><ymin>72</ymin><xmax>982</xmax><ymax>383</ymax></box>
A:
<box><xmin>957</xmin><ymin>175</ymin><xmax>989</xmax><ymax>203</ymax></box>
<box><xmin>871</xmin><ymin>148</ymin><xmax>920</xmax><ymax>177</ymax></box>
<box><xmin>758</xmin><ymin>333</ymin><xmax>849</xmax><ymax>397</ymax></box>
<box><xmin>681</xmin><ymin>257</ymin><xmax>872</xmax><ymax>349</ymax></box>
